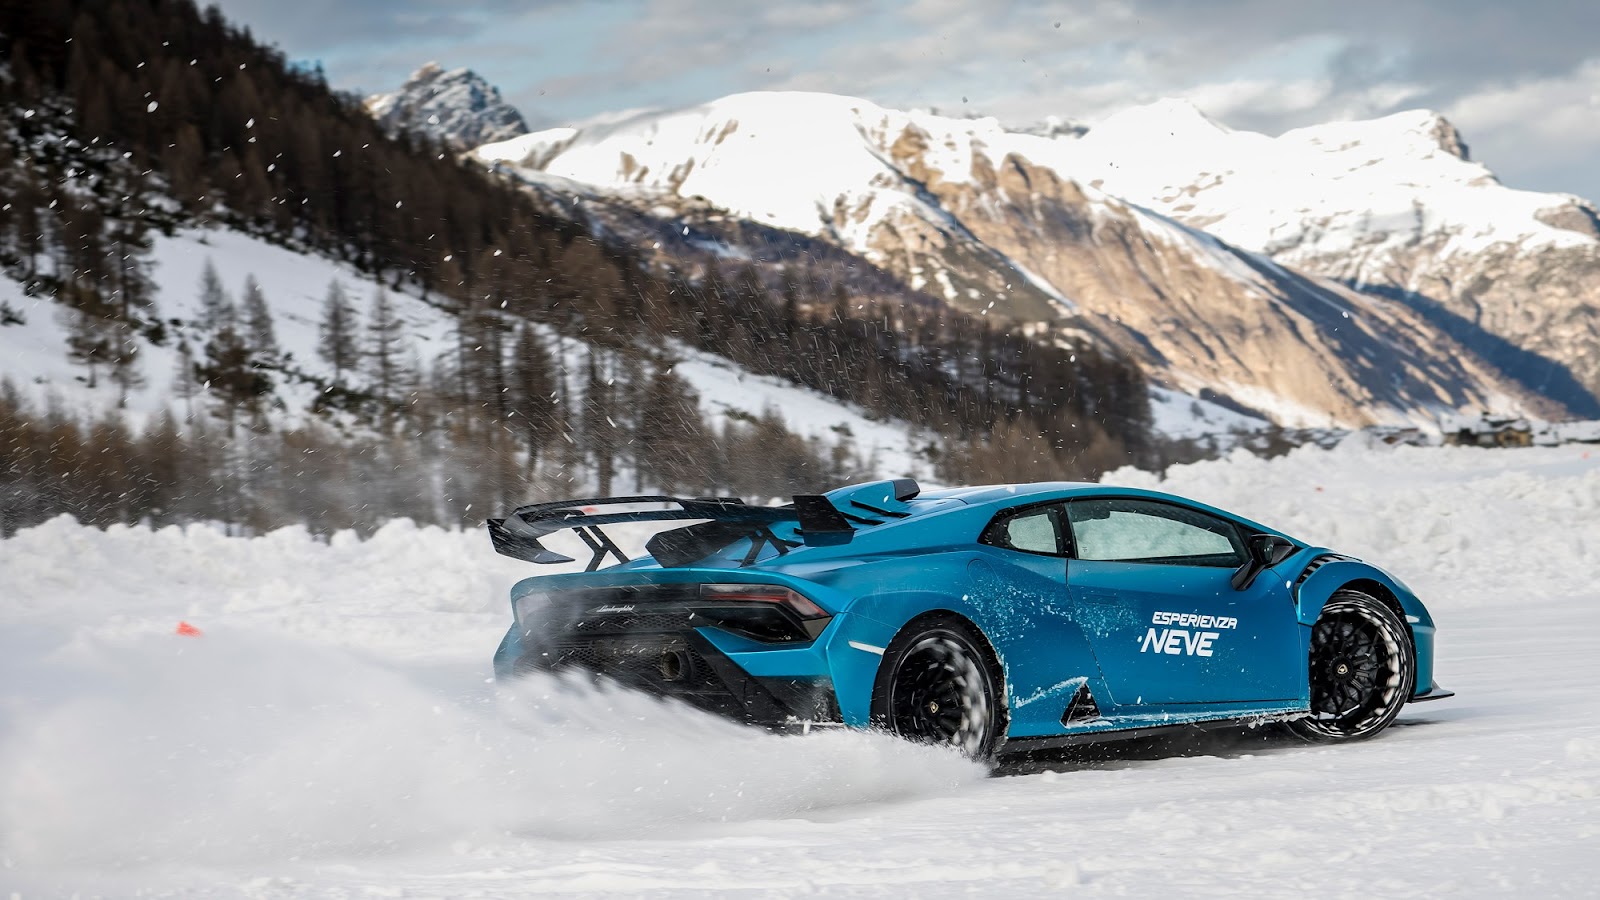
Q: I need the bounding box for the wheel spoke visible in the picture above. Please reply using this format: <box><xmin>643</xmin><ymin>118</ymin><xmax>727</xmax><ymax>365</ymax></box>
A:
<box><xmin>1301</xmin><ymin>601</ymin><xmax>1412</xmax><ymax>739</ymax></box>
<box><xmin>888</xmin><ymin>634</ymin><xmax>994</xmax><ymax>754</ymax></box>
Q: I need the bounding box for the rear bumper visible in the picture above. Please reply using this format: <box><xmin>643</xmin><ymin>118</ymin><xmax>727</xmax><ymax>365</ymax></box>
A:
<box><xmin>496</xmin><ymin>624</ymin><xmax>842</xmax><ymax>730</ymax></box>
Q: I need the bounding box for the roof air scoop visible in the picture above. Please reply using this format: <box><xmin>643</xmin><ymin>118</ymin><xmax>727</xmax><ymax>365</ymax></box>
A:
<box><xmin>824</xmin><ymin>478</ymin><xmax>921</xmax><ymax>522</ymax></box>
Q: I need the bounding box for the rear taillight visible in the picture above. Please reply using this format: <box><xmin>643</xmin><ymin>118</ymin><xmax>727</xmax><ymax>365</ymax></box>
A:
<box><xmin>699</xmin><ymin>583</ymin><xmax>828</xmax><ymax>619</ymax></box>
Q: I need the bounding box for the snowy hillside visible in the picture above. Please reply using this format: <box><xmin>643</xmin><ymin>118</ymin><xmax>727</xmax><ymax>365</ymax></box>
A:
<box><xmin>4</xmin><ymin>441</ymin><xmax>1598</xmax><ymax>895</ymax></box>
<box><xmin>472</xmin><ymin>91</ymin><xmax>1549</xmax><ymax>428</ymax></box>
<box><xmin>0</xmin><ymin>226</ymin><xmax>934</xmax><ymax>479</ymax></box>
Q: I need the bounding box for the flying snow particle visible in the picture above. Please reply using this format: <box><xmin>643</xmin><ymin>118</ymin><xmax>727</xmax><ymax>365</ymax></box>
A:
<box><xmin>333</xmin><ymin>150</ymin><xmax>342</xmax><ymax>158</ymax></box>
<box><xmin>493</xmin><ymin>249</ymin><xmax>502</xmax><ymax>256</ymax></box>
<box><xmin>246</xmin><ymin>117</ymin><xmax>255</xmax><ymax>128</ymax></box>
<box><xmin>395</xmin><ymin>200</ymin><xmax>403</xmax><ymax>208</ymax></box>
<box><xmin>146</xmin><ymin>101</ymin><xmax>159</xmax><ymax>112</ymax></box>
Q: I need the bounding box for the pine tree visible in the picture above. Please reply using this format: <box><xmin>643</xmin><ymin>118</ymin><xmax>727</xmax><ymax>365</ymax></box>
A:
<box><xmin>198</xmin><ymin>323</ymin><xmax>270</xmax><ymax>434</ymax></box>
<box><xmin>197</xmin><ymin>259</ymin><xmax>232</xmax><ymax>331</ymax></box>
<box><xmin>173</xmin><ymin>337</ymin><xmax>200</xmax><ymax>420</ymax></box>
<box><xmin>107</xmin><ymin>318</ymin><xmax>145</xmax><ymax>408</ymax></box>
<box><xmin>508</xmin><ymin>325</ymin><xmax>559</xmax><ymax>473</ymax></box>
<box><xmin>317</xmin><ymin>279</ymin><xmax>359</xmax><ymax>385</ymax></box>
<box><xmin>364</xmin><ymin>286</ymin><xmax>406</xmax><ymax>401</ymax></box>
<box><xmin>12</xmin><ymin>169</ymin><xmax>46</xmax><ymax>280</ymax></box>
<box><xmin>635</xmin><ymin>356</ymin><xmax>707</xmax><ymax>494</ymax></box>
<box><xmin>240</xmin><ymin>275</ymin><xmax>278</xmax><ymax>360</ymax></box>
<box><xmin>582</xmin><ymin>352</ymin><xmax>618</xmax><ymax>495</ymax></box>
<box><xmin>61</xmin><ymin>283</ymin><xmax>115</xmax><ymax>389</ymax></box>
<box><xmin>63</xmin><ymin>309</ymin><xmax>110</xmax><ymax>389</ymax></box>
<box><xmin>104</xmin><ymin>174</ymin><xmax>157</xmax><ymax>323</ymax></box>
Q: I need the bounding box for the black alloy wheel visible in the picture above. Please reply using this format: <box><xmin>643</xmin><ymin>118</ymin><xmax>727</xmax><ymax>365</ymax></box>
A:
<box><xmin>872</xmin><ymin>617</ymin><xmax>1003</xmax><ymax>760</ymax></box>
<box><xmin>1288</xmin><ymin>590</ymin><xmax>1415</xmax><ymax>742</ymax></box>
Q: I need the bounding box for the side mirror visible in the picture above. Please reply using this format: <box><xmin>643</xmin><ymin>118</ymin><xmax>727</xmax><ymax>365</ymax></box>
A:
<box><xmin>1231</xmin><ymin>533</ymin><xmax>1298</xmax><ymax>590</ymax></box>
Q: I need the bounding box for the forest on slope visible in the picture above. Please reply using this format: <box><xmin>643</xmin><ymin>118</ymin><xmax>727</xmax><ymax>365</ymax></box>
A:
<box><xmin>0</xmin><ymin>0</ymin><xmax>1151</xmax><ymax>536</ymax></box>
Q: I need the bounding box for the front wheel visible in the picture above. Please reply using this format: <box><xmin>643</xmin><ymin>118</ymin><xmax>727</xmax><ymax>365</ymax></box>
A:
<box><xmin>870</xmin><ymin>616</ymin><xmax>1004</xmax><ymax>760</ymax></box>
<box><xmin>1288</xmin><ymin>590</ymin><xmax>1415</xmax><ymax>742</ymax></box>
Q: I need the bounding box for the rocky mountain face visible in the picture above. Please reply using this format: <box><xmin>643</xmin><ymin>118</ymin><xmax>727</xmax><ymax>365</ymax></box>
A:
<box><xmin>472</xmin><ymin>92</ymin><xmax>1550</xmax><ymax>427</ymax></box>
<box><xmin>1044</xmin><ymin>100</ymin><xmax>1600</xmax><ymax>416</ymax></box>
<box><xmin>365</xmin><ymin>63</ymin><xmax>528</xmax><ymax>149</ymax></box>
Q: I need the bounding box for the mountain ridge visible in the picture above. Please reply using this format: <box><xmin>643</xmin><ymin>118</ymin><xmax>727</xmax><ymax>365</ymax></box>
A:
<box><xmin>468</xmin><ymin>89</ymin><xmax>1560</xmax><ymax>426</ymax></box>
<box><xmin>365</xmin><ymin>62</ymin><xmax>529</xmax><ymax>149</ymax></box>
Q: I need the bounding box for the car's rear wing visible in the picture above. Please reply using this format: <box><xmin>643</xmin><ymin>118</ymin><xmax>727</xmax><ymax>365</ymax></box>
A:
<box><xmin>488</xmin><ymin>480</ymin><xmax>920</xmax><ymax>571</ymax></box>
<box><xmin>487</xmin><ymin>494</ymin><xmax>851</xmax><ymax>571</ymax></box>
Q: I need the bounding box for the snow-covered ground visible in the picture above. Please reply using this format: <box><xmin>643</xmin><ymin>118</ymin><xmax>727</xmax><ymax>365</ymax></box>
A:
<box><xmin>4</xmin><ymin>441</ymin><xmax>1598</xmax><ymax>895</ymax></box>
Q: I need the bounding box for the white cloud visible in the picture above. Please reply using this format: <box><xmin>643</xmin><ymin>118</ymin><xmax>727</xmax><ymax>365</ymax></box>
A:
<box><xmin>1446</xmin><ymin>58</ymin><xmax>1600</xmax><ymax>197</ymax></box>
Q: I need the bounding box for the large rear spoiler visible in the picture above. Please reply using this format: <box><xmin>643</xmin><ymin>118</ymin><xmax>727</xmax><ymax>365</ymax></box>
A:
<box><xmin>488</xmin><ymin>479</ymin><xmax>919</xmax><ymax>571</ymax></box>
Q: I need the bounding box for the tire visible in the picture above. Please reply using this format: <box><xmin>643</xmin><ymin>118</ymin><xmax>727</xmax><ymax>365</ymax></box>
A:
<box><xmin>870</xmin><ymin>615</ymin><xmax>1005</xmax><ymax>760</ymax></box>
<box><xmin>1288</xmin><ymin>590</ymin><xmax>1415</xmax><ymax>742</ymax></box>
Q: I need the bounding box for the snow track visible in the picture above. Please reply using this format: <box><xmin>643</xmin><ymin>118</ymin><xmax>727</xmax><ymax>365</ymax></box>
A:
<box><xmin>3</xmin><ymin>442</ymin><xmax>1599</xmax><ymax>896</ymax></box>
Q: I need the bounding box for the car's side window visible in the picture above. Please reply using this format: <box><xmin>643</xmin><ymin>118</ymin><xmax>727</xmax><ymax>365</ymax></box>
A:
<box><xmin>979</xmin><ymin>504</ymin><xmax>1067</xmax><ymax>557</ymax></box>
<box><xmin>1065</xmin><ymin>498</ymin><xmax>1245</xmax><ymax>567</ymax></box>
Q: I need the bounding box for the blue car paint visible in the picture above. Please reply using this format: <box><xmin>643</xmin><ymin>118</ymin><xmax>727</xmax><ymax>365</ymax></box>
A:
<box><xmin>492</xmin><ymin>479</ymin><xmax>1440</xmax><ymax>741</ymax></box>
<box><xmin>1064</xmin><ymin>555</ymin><xmax>1307</xmax><ymax>706</ymax></box>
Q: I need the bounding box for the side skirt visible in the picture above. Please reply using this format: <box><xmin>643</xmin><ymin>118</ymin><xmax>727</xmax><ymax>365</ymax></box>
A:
<box><xmin>999</xmin><ymin>711</ymin><xmax>1302</xmax><ymax>755</ymax></box>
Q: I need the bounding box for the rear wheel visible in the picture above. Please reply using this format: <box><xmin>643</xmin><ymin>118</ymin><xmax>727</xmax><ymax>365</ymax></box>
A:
<box><xmin>1288</xmin><ymin>590</ymin><xmax>1414</xmax><ymax>742</ymax></box>
<box><xmin>871</xmin><ymin>616</ymin><xmax>1003</xmax><ymax>760</ymax></box>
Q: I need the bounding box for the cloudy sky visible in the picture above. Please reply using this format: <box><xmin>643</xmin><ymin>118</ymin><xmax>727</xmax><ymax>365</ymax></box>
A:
<box><xmin>216</xmin><ymin>0</ymin><xmax>1600</xmax><ymax>200</ymax></box>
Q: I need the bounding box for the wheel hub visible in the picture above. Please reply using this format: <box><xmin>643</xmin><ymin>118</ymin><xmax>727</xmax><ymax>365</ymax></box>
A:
<box><xmin>1307</xmin><ymin>606</ymin><xmax>1403</xmax><ymax>732</ymax></box>
<box><xmin>888</xmin><ymin>634</ymin><xmax>994</xmax><ymax>757</ymax></box>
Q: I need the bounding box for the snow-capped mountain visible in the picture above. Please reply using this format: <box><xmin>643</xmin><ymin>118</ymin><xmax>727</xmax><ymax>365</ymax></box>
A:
<box><xmin>1033</xmin><ymin>100</ymin><xmax>1600</xmax><ymax>415</ymax></box>
<box><xmin>474</xmin><ymin>91</ymin><xmax>1545</xmax><ymax>427</ymax></box>
<box><xmin>365</xmin><ymin>63</ymin><xmax>528</xmax><ymax>148</ymax></box>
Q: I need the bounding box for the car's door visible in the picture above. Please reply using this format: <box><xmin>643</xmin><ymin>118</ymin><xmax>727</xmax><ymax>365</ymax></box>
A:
<box><xmin>973</xmin><ymin>502</ymin><xmax>1112</xmax><ymax>734</ymax></box>
<box><xmin>1064</xmin><ymin>497</ymin><xmax>1303</xmax><ymax>706</ymax></box>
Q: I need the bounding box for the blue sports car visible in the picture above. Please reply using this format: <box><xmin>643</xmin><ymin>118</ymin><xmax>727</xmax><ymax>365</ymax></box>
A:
<box><xmin>489</xmin><ymin>479</ymin><xmax>1451</xmax><ymax>758</ymax></box>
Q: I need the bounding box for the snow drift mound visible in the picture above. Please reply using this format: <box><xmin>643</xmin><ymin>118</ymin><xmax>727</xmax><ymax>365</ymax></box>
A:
<box><xmin>1105</xmin><ymin>435</ymin><xmax>1600</xmax><ymax>608</ymax></box>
